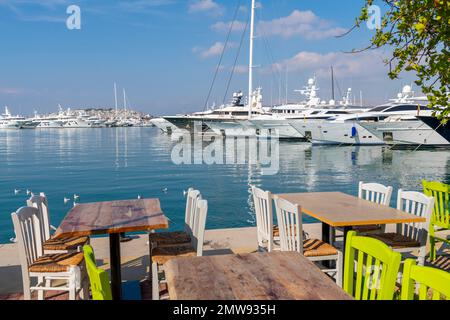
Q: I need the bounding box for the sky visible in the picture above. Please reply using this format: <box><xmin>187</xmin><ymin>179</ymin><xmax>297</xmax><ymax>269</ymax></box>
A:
<box><xmin>0</xmin><ymin>0</ymin><xmax>421</xmax><ymax>116</ymax></box>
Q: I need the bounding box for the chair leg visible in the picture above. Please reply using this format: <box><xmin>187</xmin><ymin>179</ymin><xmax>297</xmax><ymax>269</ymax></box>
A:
<box><xmin>37</xmin><ymin>276</ymin><xmax>44</xmax><ymax>300</ymax></box>
<box><xmin>151</xmin><ymin>262</ymin><xmax>159</xmax><ymax>300</ymax></box>
<box><xmin>336</xmin><ymin>252</ymin><xmax>343</xmax><ymax>288</ymax></box>
<box><xmin>429</xmin><ymin>236</ymin><xmax>436</xmax><ymax>261</ymax></box>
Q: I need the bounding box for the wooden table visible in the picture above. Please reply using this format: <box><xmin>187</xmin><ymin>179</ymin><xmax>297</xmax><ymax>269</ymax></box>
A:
<box><xmin>164</xmin><ymin>252</ymin><xmax>353</xmax><ymax>300</ymax></box>
<box><xmin>56</xmin><ymin>198</ymin><xmax>169</xmax><ymax>300</ymax></box>
<box><xmin>275</xmin><ymin>192</ymin><xmax>426</xmax><ymax>249</ymax></box>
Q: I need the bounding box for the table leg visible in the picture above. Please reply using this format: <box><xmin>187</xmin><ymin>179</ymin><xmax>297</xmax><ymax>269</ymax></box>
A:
<box><xmin>341</xmin><ymin>226</ymin><xmax>352</xmax><ymax>254</ymax></box>
<box><xmin>321</xmin><ymin>223</ymin><xmax>335</xmax><ymax>268</ymax></box>
<box><xmin>109</xmin><ymin>233</ymin><xmax>122</xmax><ymax>300</ymax></box>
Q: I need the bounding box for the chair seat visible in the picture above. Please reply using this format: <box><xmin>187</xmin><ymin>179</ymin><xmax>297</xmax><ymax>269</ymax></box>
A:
<box><xmin>303</xmin><ymin>239</ymin><xmax>338</xmax><ymax>257</ymax></box>
<box><xmin>149</xmin><ymin>231</ymin><xmax>191</xmax><ymax>247</ymax></box>
<box><xmin>368</xmin><ymin>233</ymin><xmax>421</xmax><ymax>249</ymax></box>
<box><xmin>43</xmin><ymin>235</ymin><xmax>89</xmax><ymax>251</ymax></box>
<box><xmin>152</xmin><ymin>244</ymin><xmax>197</xmax><ymax>265</ymax></box>
<box><xmin>273</xmin><ymin>225</ymin><xmax>280</xmax><ymax>237</ymax></box>
<box><xmin>353</xmin><ymin>224</ymin><xmax>382</xmax><ymax>233</ymax></box>
<box><xmin>29</xmin><ymin>252</ymin><xmax>84</xmax><ymax>273</ymax></box>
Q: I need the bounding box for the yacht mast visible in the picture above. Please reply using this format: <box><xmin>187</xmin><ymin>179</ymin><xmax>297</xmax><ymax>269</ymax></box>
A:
<box><xmin>248</xmin><ymin>0</ymin><xmax>256</xmax><ymax>118</ymax></box>
<box><xmin>114</xmin><ymin>82</ymin><xmax>118</xmax><ymax>112</ymax></box>
<box><xmin>123</xmin><ymin>89</ymin><xmax>127</xmax><ymax>111</ymax></box>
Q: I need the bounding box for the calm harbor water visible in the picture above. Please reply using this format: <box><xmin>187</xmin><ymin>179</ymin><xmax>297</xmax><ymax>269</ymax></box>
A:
<box><xmin>1</xmin><ymin>127</ymin><xmax>450</xmax><ymax>244</ymax></box>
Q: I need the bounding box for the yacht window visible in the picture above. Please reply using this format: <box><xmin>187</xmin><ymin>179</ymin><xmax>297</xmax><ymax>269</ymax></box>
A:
<box><xmin>310</xmin><ymin>111</ymin><xmax>320</xmax><ymax>115</ymax></box>
<box><xmin>386</xmin><ymin>105</ymin><xmax>422</xmax><ymax>112</ymax></box>
<box><xmin>369</xmin><ymin>105</ymin><xmax>390</xmax><ymax>112</ymax></box>
<box><xmin>327</xmin><ymin>111</ymin><xmax>350</xmax><ymax>115</ymax></box>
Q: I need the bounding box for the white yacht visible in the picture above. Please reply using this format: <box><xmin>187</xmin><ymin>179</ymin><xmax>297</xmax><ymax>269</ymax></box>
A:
<box><xmin>0</xmin><ymin>106</ymin><xmax>28</xmax><ymax>129</ymax></box>
<box><xmin>248</xmin><ymin>80</ymin><xmax>366</xmax><ymax>139</ymax></box>
<box><xmin>289</xmin><ymin>86</ymin><xmax>430</xmax><ymax>145</ymax></box>
<box><xmin>164</xmin><ymin>0</ymin><xmax>267</xmax><ymax>137</ymax></box>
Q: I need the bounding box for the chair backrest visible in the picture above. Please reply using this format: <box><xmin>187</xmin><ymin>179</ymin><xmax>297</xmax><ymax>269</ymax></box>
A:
<box><xmin>189</xmin><ymin>199</ymin><xmax>208</xmax><ymax>256</ymax></box>
<box><xmin>11</xmin><ymin>207</ymin><xmax>44</xmax><ymax>269</ymax></box>
<box><xmin>401</xmin><ymin>258</ymin><xmax>450</xmax><ymax>300</ymax></box>
<box><xmin>83</xmin><ymin>245</ymin><xmax>112</xmax><ymax>300</ymax></box>
<box><xmin>27</xmin><ymin>193</ymin><xmax>51</xmax><ymax>242</ymax></box>
<box><xmin>396</xmin><ymin>190</ymin><xmax>434</xmax><ymax>246</ymax></box>
<box><xmin>343</xmin><ymin>231</ymin><xmax>402</xmax><ymax>300</ymax></box>
<box><xmin>358</xmin><ymin>181</ymin><xmax>393</xmax><ymax>206</ymax></box>
<box><xmin>251</xmin><ymin>186</ymin><xmax>274</xmax><ymax>252</ymax></box>
<box><xmin>273</xmin><ymin>197</ymin><xmax>303</xmax><ymax>254</ymax></box>
<box><xmin>185</xmin><ymin>188</ymin><xmax>201</xmax><ymax>233</ymax></box>
<box><xmin>422</xmin><ymin>180</ymin><xmax>450</xmax><ymax>229</ymax></box>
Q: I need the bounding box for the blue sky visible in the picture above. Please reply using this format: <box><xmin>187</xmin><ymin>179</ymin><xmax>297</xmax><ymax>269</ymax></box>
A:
<box><xmin>0</xmin><ymin>0</ymin><xmax>420</xmax><ymax>116</ymax></box>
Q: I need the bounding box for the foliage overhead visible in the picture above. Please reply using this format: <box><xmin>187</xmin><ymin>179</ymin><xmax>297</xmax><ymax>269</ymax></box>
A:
<box><xmin>350</xmin><ymin>0</ymin><xmax>449</xmax><ymax>120</ymax></box>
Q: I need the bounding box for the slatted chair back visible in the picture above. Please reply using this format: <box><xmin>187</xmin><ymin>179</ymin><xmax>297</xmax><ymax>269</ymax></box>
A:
<box><xmin>359</xmin><ymin>182</ymin><xmax>393</xmax><ymax>206</ymax></box>
<box><xmin>422</xmin><ymin>180</ymin><xmax>450</xmax><ymax>229</ymax></box>
<box><xmin>27</xmin><ymin>193</ymin><xmax>51</xmax><ymax>242</ymax></box>
<box><xmin>190</xmin><ymin>199</ymin><xmax>208</xmax><ymax>256</ymax></box>
<box><xmin>251</xmin><ymin>186</ymin><xmax>274</xmax><ymax>252</ymax></box>
<box><xmin>274</xmin><ymin>197</ymin><xmax>303</xmax><ymax>254</ymax></box>
<box><xmin>11</xmin><ymin>207</ymin><xmax>44</xmax><ymax>270</ymax></box>
<box><xmin>185</xmin><ymin>188</ymin><xmax>201</xmax><ymax>233</ymax></box>
<box><xmin>396</xmin><ymin>190</ymin><xmax>434</xmax><ymax>246</ymax></box>
<box><xmin>401</xmin><ymin>259</ymin><xmax>450</xmax><ymax>300</ymax></box>
<box><xmin>343</xmin><ymin>231</ymin><xmax>401</xmax><ymax>300</ymax></box>
<box><xmin>83</xmin><ymin>245</ymin><xmax>112</xmax><ymax>300</ymax></box>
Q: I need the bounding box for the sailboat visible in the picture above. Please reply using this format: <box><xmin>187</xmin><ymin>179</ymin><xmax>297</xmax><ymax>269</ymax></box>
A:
<box><xmin>163</xmin><ymin>0</ymin><xmax>268</xmax><ymax>135</ymax></box>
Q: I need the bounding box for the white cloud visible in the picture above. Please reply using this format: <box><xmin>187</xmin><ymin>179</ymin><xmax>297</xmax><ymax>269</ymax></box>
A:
<box><xmin>213</xmin><ymin>9</ymin><xmax>346</xmax><ymax>40</ymax></box>
<box><xmin>270</xmin><ymin>50</ymin><xmax>389</xmax><ymax>80</ymax></box>
<box><xmin>211</xmin><ymin>20</ymin><xmax>247</xmax><ymax>33</ymax></box>
<box><xmin>0</xmin><ymin>87</ymin><xmax>25</xmax><ymax>95</ymax></box>
<box><xmin>188</xmin><ymin>0</ymin><xmax>223</xmax><ymax>15</ymax></box>
<box><xmin>193</xmin><ymin>41</ymin><xmax>236</xmax><ymax>59</ymax></box>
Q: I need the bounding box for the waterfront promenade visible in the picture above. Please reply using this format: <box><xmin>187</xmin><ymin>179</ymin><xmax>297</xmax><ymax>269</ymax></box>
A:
<box><xmin>1</xmin><ymin>224</ymin><xmax>448</xmax><ymax>299</ymax></box>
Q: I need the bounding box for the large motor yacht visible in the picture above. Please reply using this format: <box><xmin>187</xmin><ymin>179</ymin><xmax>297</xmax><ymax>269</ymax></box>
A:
<box><xmin>289</xmin><ymin>86</ymin><xmax>438</xmax><ymax>145</ymax></box>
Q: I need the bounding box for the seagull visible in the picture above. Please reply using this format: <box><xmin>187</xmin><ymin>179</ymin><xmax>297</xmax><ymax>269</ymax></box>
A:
<box><xmin>64</xmin><ymin>197</ymin><xmax>71</xmax><ymax>204</ymax></box>
<box><xmin>137</xmin><ymin>195</ymin><xmax>142</xmax><ymax>199</ymax></box>
<box><xmin>162</xmin><ymin>188</ymin><xmax>168</xmax><ymax>193</ymax></box>
<box><xmin>14</xmin><ymin>189</ymin><xmax>20</xmax><ymax>195</ymax></box>
<box><xmin>183</xmin><ymin>190</ymin><xmax>188</xmax><ymax>196</ymax></box>
<box><xmin>26</xmin><ymin>189</ymin><xmax>31</xmax><ymax>195</ymax></box>
<box><xmin>9</xmin><ymin>237</ymin><xmax>17</xmax><ymax>243</ymax></box>
<box><xmin>73</xmin><ymin>194</ymin><xmax>79</xmax><ymax>200</ymax></box>
<box><xmin>73</xmin><ymin>202</ymin><xmax>78</xmax><ymax>207</ymax></box>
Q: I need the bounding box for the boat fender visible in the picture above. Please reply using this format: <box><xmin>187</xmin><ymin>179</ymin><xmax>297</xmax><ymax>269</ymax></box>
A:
<box><xmin>351</xmin><ymin>126</ymin><xmax>358</xmax><ymax>137</ymax></box>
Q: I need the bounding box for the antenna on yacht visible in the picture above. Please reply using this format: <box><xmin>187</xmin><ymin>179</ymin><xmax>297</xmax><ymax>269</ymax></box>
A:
<box><xmin>248</xmin><ymin>0</ymin><xmax>256</xmax><ymax>118</ymax></box>
<box><xmin>114</xmin><ymin>82</ymin><xmax>118</xmax><ymax>112</ymax></box>
<box><xmin>360</xmin><ymin>90</ymin><xmax>363</xmax><ymax>107</ymax></box>
<box><xmin>285</xmin><ymin>65</ymin><xmax>288</xmax><ymax>104</ymax></box>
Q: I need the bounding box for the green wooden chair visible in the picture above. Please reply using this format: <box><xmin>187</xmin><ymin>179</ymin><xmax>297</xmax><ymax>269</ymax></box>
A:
<box><xmin>83</xmin><ymin>245</ymin><xmax>112</xmax><ymax>300</ymax></box>
<box><xmin>401</xmin><ymin>258</ymin><xmax>450</xmax><ymax>300</ymax></box>
<box><xmin>422</xmin><ymin>180</ymin><xmax>450</xmax><ymax>261</ymax></box>
<box><xmin>343</xmin><ymin>231</ymin><xmax>402</xmax><ymax>300</ymax></box>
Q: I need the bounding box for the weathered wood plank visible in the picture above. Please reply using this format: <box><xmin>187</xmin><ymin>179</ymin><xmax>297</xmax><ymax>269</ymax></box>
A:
<box><xmin>276</xmin><ymin>192</ymin><xmax>426</xmax><ymax>227</ymax></box>
<box><xmin>55</xmin><ymin>198</ymin><xmax>168</xmax><ymax>237</ymax></box>
<box><xmin>164</xmin><ymin>252</ymin><xmax>352</xmax><ymax>300</ymax></box>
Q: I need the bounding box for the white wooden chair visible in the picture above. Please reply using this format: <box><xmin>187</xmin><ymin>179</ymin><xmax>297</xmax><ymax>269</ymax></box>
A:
<box><xmin>274</xmin><ymin>196</ymin><xmax>343</xmax><ymax>287</ymax></box>
<box><xmin>11</xmin><ymin>206</ymin><xmax>88</xmax><ymax>300</ymax></box>
<box><xmin>151</xmin><ymin>199</ymin><xmax>208</xmax><ymax>300</ymax></box>
<box><xmin>368</xmin><ymin>190</ymin><xmax>434</xmax><ymax>266</ymax></box>
<box><xmin>333</xmin><ymin>182</ymin><xmax>393</xmax><ymax>244</ymax></box>
<box><xmin>251</xmin><ymin>186</ymin><xmax>276</xmax><ymax>252</ymax></box>
<box><xmin>149</xmin><ymin>188</ymin><xmax>201</xmax><ymax>249</ymax></box>
<box><xmin>27</xmin><ymin>193</ymin><xmax>89</xmax><ymax>254</ymax></box>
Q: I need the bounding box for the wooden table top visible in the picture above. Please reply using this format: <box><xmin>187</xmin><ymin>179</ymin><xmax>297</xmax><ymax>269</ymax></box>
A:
<box><xmin>164</xmin><ymin>252</ymin><xmax>353</xmax><ymax>300</ymax></box>
<box><xmin>55</xmin><ymin>198</ymin><xmax>169</xmax><ymax>237</ymax></box>
<box><xmin>275</xmin><ymin>192</ymin><xmax>426</xmax><ymax>227</ymax></box>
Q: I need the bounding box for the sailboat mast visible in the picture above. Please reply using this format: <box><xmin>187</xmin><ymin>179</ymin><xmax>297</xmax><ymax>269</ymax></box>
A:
<box><xmin>248</xmin><ymin>0</ymin><xmax>256</xmax><ymax>118</ymax></box>
<box><xmin>123</xmin><ymin>89</ymin><xmax>127</xmax><ymax>110</ymax></box>
<box><xmin>114</xmin><ymin>82</ymin><xmax>118</xmax><ymax>112</ymax></box>
<box><xmin>331</xmin><ymin>66</ymin><xmax>335</xmax><ymax>101</ymax></box>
